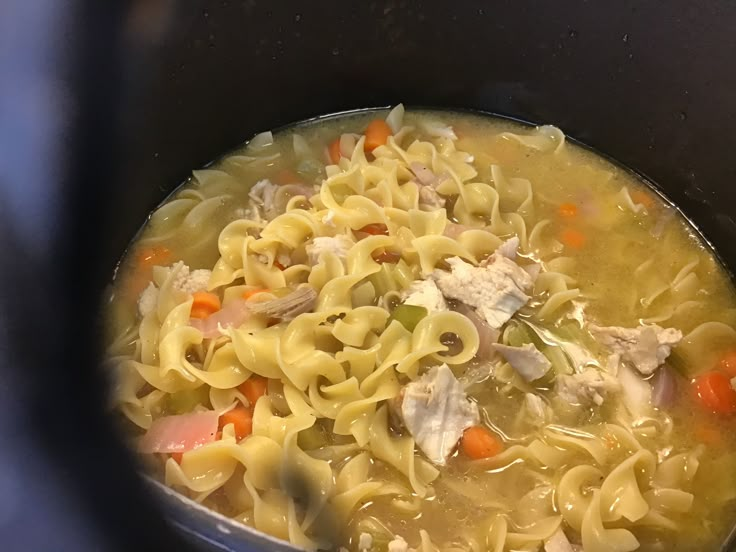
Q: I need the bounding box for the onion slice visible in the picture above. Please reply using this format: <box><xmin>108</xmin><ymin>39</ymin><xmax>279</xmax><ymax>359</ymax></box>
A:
<box><xmin>410</xmin><ymin>162</ymin><xmax>438</xmax><ymax>187</ymax></box>
<box><xmin>452</xmin><ymin>301</ymin><xmax>500</xmax><ymax>360</ymax></box>
<box><xmin>139</xmin><ymin>410</ymin><xmax>220</xmax><ymax>454</ymax></box>
<box><xmin>443</xmin><ymin>222</ymin><xmax>473</xmax><ymax>239</ymax></box>
<box><xmin>651</xmin><ymin>364</ymin><xmax>677</xmax><ymax>408</ymax></box>
<box><xmin>190</xmin><ymin>298</ymin><xmax>250</xmax><ymax>339</ymax></box>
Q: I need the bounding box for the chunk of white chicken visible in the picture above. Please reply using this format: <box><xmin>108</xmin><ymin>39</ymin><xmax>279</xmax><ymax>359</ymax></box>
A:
<box><xmin>556</xmin><ymin>368</ymin><xmax>620</xmax><ymax>406</ymax></box>
<box><xmin>138</xmin><ymin>283</ymin><xmax>159</xmax><ymax>317</ymax></box>
<box><xmin>495</xmin><ymin>236</ymin><xmax>520</xmax><ymax>260</ymax></box>
<box><xmin>247</xmin><ymin>286</ymin><xmax>318</xmax><ymax>320</ymax></box>
<box><xmin>358</xmin><ymin>532</ymin><xmax>373</xmax><ymax>551</ymax></box>
<box><xmin>401</xmin><ymin>278</ymin><xmax>447</xmax><ymax>313</ymax></box>
<box><xmin>387</xmin><ymin>536</ymin><xmax>408</xmax><ymax>552</ymax></box>
<box><xmin>169</xmin><ymin>262</ymin><xmax>213</xmax><ymax>294</ymax></box>
<box><xmin>418</xmin><ymin>185</ymin><xmax>446</xmax><ymax>210</ymax></box>
<box><xmin>432</xmin><ymin>253</ymin><xmax>533</xmax><ymax>329</ymax></box>
<box><xmin>525</xmin><ymin>393</ymin><xmax>552</xmax><ymax>427</ymax></box>
<box><xmin>247</xmin><ymin>178</ymin><xmax>315</xmax><ymax>221</ymax></box>
<box><xmin>493</xmin><ymin>343</ymin><xmax>551</xmax><ymax>382</ymax></box>
<box><xmin>544</xmin><ymin>528</ymin><xmax>574</xmax><ymax>552</ymax></box>
<box><xmin>399</xmin><ymin>364</ymin><xmax>479</xmax><ymax>465</ymax></box>
<box><xmin>139</xmin><ymin>262</ymin><xmax>212</xmax><ymax>317</ymax></box>
<box><xmin>589</xmin><ymin>324</ymin><xmax>682</xmax><ymax>375</ymax></box>
<box><xmin>305</xmin><ymin>235</ymin><xmax>354</xmax><ymax>265</ymax></box>
<box><xmin>248</xmin><ymin>178</ymin><xmax>278</xmax><ymax>210</ymax></box>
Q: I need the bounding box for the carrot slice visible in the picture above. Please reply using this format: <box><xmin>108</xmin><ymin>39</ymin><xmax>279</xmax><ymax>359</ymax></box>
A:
<box><xmin>694</xmin><ymin>424</ymin><xmax>723</xmax><ymax>447</ymax></box>
<box><xmin>272</xmin><ymin>169</ymin><xmax>302</xmax><ymax>185</ymax></box>
<box><xmin>631</xmin><ymin>189</ymin><xmax>655</xmax><ymax>210</ymax></box>
<box><xmin>238</xmin><ymin>376</ymin><xmax>269</xmax><ymax>407</ymax></box>
<box><xmin>358</xmin><ymin>223</ymin><xmax>389</xmax><ymax>236</ymax></box>
<box><xmin>219</xmin><ymin>406</ymin><xmax>253</xmax><ymax>441</ymax></box>
<box><xmin>125</xmin><ymin>245</ymin><xmax>173</xmax><ymax>299</ymax></box>
<box><xmin>558</xmin><ymin>202</ymin><xmax>578</xmax><ymax>218</ymax></box>
<box><xmin>693</xmin><ymin>371</ymin><xmax>736</xmax><ymax>415</ymax></box>
<box><xmin>328</xmin><ymin>138</ymin><xmax>342</xmax><ymax>164</ymax></box>
<box><xmin>372</xmin><ymin>250</ymin><xmax>402</xmax><ymax>264</ymax></box>
<box><xmin>243</xmin><ymin>288</ymin><xmax>270</xmax><ymax>301</ymax></box>
<box><xmin>137</xmin><ymin>245</ymin><xmax>172</xmax><ymax>267</ymax></box>
<box><xmin>190</xmin><ymin>291</ymin><xmax>221</xmax><ymax>319</ymax></box>
<box><xmin>364</xmin><ymin>120</ymin><xmax>392</xmax><ymax>152</ymax></box>
<box><xmin>460</xmin><ymin>426</ymin><xmax>504</xmax><ymax>459</ymax></box>
<box><xmin>717</xmin><ymin>350</ymin><xmax>736</xmax><ymax>378</ymax></box>
<box><xmin>560</xmin><ymin>228</ymin><xmax>586</xmax><ymax>249</ymax></box>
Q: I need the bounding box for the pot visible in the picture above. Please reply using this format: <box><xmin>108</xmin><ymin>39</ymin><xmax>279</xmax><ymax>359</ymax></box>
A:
<box><xmin>2</xmin><ymin>1</ymin><xmax>736</xmax><ymax>551</ymax></box>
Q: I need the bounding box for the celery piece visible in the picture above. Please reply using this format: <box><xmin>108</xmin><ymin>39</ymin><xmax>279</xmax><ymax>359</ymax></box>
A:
<box><xmin>389</xmin><ymin>304</ymin><xmax>428</xmax><ymax>332</ymax></box>
<box><xmin>167</xmin><ymin>386</ymin><xmax>210</xmax><ymax>414</ymax></box>
<box><xmin>297</xmin><ymin>424</ymin><xmax>328</xmax><ymax>450</ymax></box>
<box><xmin>369</xmin><ymin>264</ymin><xmax>399</xmax><ymax>296</ymax></box>
<box><xmin>393</xmin><ymin>259</ymin><xmax>416</xmax><ymax>289</ymax></box>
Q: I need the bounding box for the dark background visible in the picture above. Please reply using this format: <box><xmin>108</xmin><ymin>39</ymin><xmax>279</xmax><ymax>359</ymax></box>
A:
<box><xmin>1</xmin><ymin>1</ymin><xmax>735</xmax><ymax>550</ymax></box>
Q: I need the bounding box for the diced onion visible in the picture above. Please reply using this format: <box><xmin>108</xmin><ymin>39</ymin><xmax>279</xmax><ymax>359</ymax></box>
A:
<box><xmin>651</xmin><ymin>364</ymin><xmax>677</xmax><ymax>408</ymax></box>
<box><xmin>139</xmin><ymin>410</ymin><xmax>220</xmax><ymax>454</ymax></box>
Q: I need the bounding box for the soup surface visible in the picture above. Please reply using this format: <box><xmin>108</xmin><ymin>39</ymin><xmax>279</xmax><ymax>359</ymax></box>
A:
<box><xmin>106</xmin><ymin>107</ymin><xmax>736</xmax><ymax>552</ymax></box>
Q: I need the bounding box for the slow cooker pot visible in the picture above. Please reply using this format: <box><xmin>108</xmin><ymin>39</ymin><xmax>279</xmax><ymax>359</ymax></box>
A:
<box><xmin>2</xmin><ymin>1</ymin><xmax>736</xmax><ymax>550</ymax></box>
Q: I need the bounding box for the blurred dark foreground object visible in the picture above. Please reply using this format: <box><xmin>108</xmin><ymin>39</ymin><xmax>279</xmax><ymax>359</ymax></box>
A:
<box><xmin>1</xmin><ymin>1</ymin><xmax>736</xmax><ymax>551</ymax></box>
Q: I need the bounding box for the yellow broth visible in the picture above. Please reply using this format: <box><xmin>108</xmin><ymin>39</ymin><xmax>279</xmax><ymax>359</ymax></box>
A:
<box><xmin>106</xmin><ymin>109</ymin><xmax>736</xmax><ymax>551</ymax></box>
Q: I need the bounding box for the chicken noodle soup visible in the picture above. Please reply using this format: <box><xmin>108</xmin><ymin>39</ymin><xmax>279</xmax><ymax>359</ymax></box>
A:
<box><xmin>106</xmin><ymin>106</ymin><xmax>736</xmax><ymax>551</ymax></box>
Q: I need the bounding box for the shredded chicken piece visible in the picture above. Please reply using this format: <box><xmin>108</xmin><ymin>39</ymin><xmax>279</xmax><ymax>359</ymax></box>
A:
<box><xmin>247</xmin><ymin>286</ymin><xmax>317</xmax><ymax>320</ymax></box>
<box><xmin>524</xmin><ymin>393</ymin><xmax>552</xmax><ymax>427</ymax></box>
<box><xmin>399</xmin><ymin>364</ymin><xmax>479</xmax><ymax>465</ymax></box>
<box><xmin>589</xmin><ymin>324</ymin><xmax>682</xmax><ymax>375</ymax></box>
<box><xmin>388</xmin><ymin>536</ymin><xmax>408</xmax><ymax>552</ymax></box>
<box><xmin>432</xmin><ymin>253</ymin><xmax>533</xmax><ymax>329</ymax></box>
<box><xmin>544</xmin><ymin>528</ymin><xmax>574</xmax><ymax>552</ymax></box>
<box><xmin>358</xmin><ymin>532</ymin><xmax>373</xmax><ymax>550</ymax></box>
<box><xmin>402</xmin><ymin>279</ymin><xmax>447</xmax><ymax>312</ymax></box>
<box><xmin>138</xmin><ymin>283</ymin><xmax>159</xmax><ymax>317</ymax></box>
<box><xmin>306</xmin><ymin>235</ymin><xmax>353</xmax><ymax>265</ymax></box>
<box><xmin>556</xmin><ymin>368</ymin><xmax>620</xmax><ymax>406</ymax></box>
<box><xmin>495</xmin><ymin>236</ymin><xmax>520</xmax><ymax>260</ymax></box>
<box><xmin>168</xmin><ymin>262</ymin><xmax>212</xmax><ymax>294</ymax></box>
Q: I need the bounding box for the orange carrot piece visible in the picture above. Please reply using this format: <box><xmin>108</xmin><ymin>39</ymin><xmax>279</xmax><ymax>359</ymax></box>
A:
<box><xmin>364</xmin><ymin>120</ymin><xmax>392</xmax><ymax>152</ymax></box>
<box><xmin>242</xmin><ymin>288</ymin><xmax>270</xmax><ymax>301</ymax></box>
<box><xmin>272</xmin><ymin>169</ymin><xmax>302</xmax><ymax>185</ymax></box>
<box><xmin>631</xmin><ymin>189</ymin><xmax>655</xmax><ymax>210</ymax></box>
<box><xmin>137</xmin><ymin>245</ymin><xmax>172</xmax><ymax>267</ymax></box>
<box><xmin>372</xmin><ymin>250</ymin><xmax>402</xmax><ymax>264</ymax></box>
<box><xmin>558</xmin><ymin>202</ymin><xmax>578</xmax><ymax>218</ymax></box>
<box><xmin>358</xmin><ymin>223</ymin><xmax>389</xmax><ymax>236</ymax></box>
<box><xmin>238</xmin><ymin>375</ymin><xmax>269</xmax><ymax>407</ymax></box>
<box><xmin>219</xmin><ymin>406</ymin><xmax>253</xmax><ymax>441</ymax></box>
<box><xmin>328</xmin><ymin>138</ymin><xmax>342</xmax><ymax>164</ymax></box>
<box><xmin>125</xmin><ymin>245</ymin><xmax>173</xmax><ymax>299</ymax></box>
<box><xmin>460</xmin><ymin>426</ymin><xmax>504</xmax><ymax>460</ymax></box>
<box><xmin>693</xmin><ymin>371</ymin><xmax>736</xmax><ymax>415</ymax></box>
<box><xmin>694</xmin><ymin>424</ymin><xmax>723</xmax><ymax>447</ymax></box>
<box><xmin>717</xmin><ymin>350</ymin><xmax>736</xmax><ymax>378</ymax></box>
<box><xmin>560</xmin><ymin>228</ymin><xmax>586</xmax><ymax>249</ymax></box>
<box><xmin>190</xmin><ymin>291</ymin><xmax>221</xmax><ymax>319</ymax></box>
